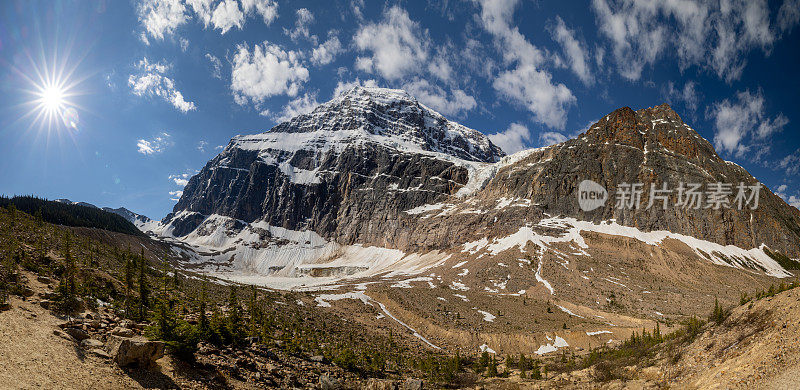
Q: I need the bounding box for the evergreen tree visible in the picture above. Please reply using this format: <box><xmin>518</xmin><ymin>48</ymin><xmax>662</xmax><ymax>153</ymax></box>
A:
<box><xmin>123</xmin><ymin>253</ymin><xmax>135</xmax><ymax>316</ymax></box>
<box><xmin>486</xmin><ymin>355</ymin><xmax>498</xmax><ymax>377</ymax></box>
<box><xmin>227</xmin><ymin>285</ymin><xmax>245</xmax><ymax>345</ymax></box>
<box><xmin>530</xmin><ymin>359</ymin><xmax>542</xmax><ymax>379</ymax></box>
<box><xmin>55</xmin><ymin>235</ymin><xmax>81</xmax><ymax>315</ymax></box>
<box><xmin>138</xmin><ymin>248</ymin><xmax>149</xmax><ymax>321</ymax></box>
<box><xmin>198</xmin><ymin>281</ymin><xmax>210</xmax><ymax>340</ymax></box>
<box><xmin>710</xmin><ymin>297</ymin><xmax>728</xmax><ymax>324</ymax></box>
<box><xmin>247</xmin><ymin>285</ymin><xmax>261</xmax><ymax>336</ymax></box>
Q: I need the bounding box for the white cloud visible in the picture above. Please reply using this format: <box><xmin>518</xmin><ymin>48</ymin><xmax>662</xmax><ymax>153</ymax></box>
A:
<box><xmin>427</xmin><ymin>56</ymin><xmax>453</xmax><ymax>82</ymax></box>
<box><xmin>539</xmin><ymin>131</ymin><xmax>568</xmax><ymax>147</ymax></box>
<box><xmin>463</xmin><ymin>38</ymin><xmax>495</xmax><ymax>78</ymax></box>
<box><xmin>550</xmin><ymin>16</ymin><xmax>593</xmax><ymax>85</ymax></box>
<box><xmin>197</xmin><ymin>140</ymin><xmax>208</xmax><ymax>152</ymax></box>
<box><xmin>187</xmin><ymin>0</ymin><xmax>277</xmax><ymax>34</ymax></box>
<box><xmin>205</xmin><ymin>53</ymin><xmax>223</xmax><ymax>79</ymax></box>
<box><xmin>354</xmin><ymin>6</ymin><xmax>430</xmax><ymax>80</ymax></box>
<box><xmin>128</xmin><ymin>57</ymin><xmax>197</xmax><ymax>113</ymax></box>
<box><xmin>778</xmin><ymin>149</ymin><xmax>800</xmax><ymax>176</ymax></box>
<box><xmin>169</xmin><ymin>172</ymin><xmax>194</xmax><ymax>186</ymax></box>
<box><xmin>169</xmin><ymin>190</ymin><xmax>184</xmax><ymax>201</ymax></box>
<box><xmin>487</xmin><ymin>122</ymin><xmax>532</xmax><ymax>154</ymax></box>
<box><xmin>492</xmin><ymin>65</ymin><xmax>575</xmax><ymax>130</ymax></box>
<box><xmin>240</xmin><ymin>0</ymin><xmax>278</xmax><ymax>25</ymax></box>
<box><xmin>775</xmin><ymin>184</ymin><xmax>789</xmax><ymax>198</ymax></box>
<box><xmin>285</xmin><ymin>8</ymin><xmax>317</xmax><ymax>43</ymax></box>
<box><xmin>231</xmin><ymin>42</ymin><xmax>309</xmax><ymax>106</ymax></box>
<box><xmin>708</xmin><ymin>90</ymin><xmax>787</xmax><ymax>156</ymax></box>
<box><xmin>756</xmin><ymin>113</ymin><xmax>789</xmax><ymax>139</ymax></box>
<box><xmin>779</xmin><ymin>0</ymin><xmax>800</xmax><ymax>32</ymax></box>
<box><xmin>591</xmin><ymin>0</ymin><xmax>794</xmax><ymax>82</ymax></box>
<box><xmin>179</xmin><ymin>37</ymin><xmax>189</xmax><ymax>52</ymax></box>
<box><xmin>311</xmin><ymin>36</ymin><xmax>343</xmax><ymax>66</ymax></box>
<box><xmin>475</xmin><ymin>0</ymin><xmax>575</xmax><ymax>129</ymax></box>
<box><xmin>332</xmin><ymin>78</ymin><xmax>379</xmax><ymax>98</ymax></box>
<box><xmin>269</xmin><ymin>92</ymin><xmax>320</xmax><ymax>122</ymax></box>
<box><xmin>137</xmin><ymin>0</ymin><xmax>188</xmax><ymax>41</ymax></box>
<box><xmin>210</xmin><ymin>0</ymin><xmax>244</xmax><ymax>34</ymax></box>
<box><xmin>402</xmin><ymin>79</ymin><xmax>476</xmax><ymax>117</ymax></box>
<box><xmin>664</xmin><ymin>80</ymin><xmax>700</xmax><ymax>112</ymax></box>
<box><xmin>137</xmin><ymin>132</ymin><xmax>173</xmax><ymax>155</ymax></box>
<box><xmin>775</xmin><ymin>184</ymin><xmax>800</xmax><ymax>209</ymax></box>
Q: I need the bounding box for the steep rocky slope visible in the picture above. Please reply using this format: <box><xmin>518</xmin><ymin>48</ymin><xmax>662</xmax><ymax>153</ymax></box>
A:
<box><xmin>166</xmin><ymin>86</ymin><xmax>503</xmax><ymax>241</ymax></box>
<box><xmin>474</xmin><ymin>104</ymin><xmax>800</xmax><ymax>258</ymax></box>
<box><xmin>664</xmin><ymin>287</ymin><xmax>800</xmax><ymax>389</ymax></box>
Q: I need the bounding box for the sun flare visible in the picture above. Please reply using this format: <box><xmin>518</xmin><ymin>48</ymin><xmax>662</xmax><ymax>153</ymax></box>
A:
<box><xmin>39</xmin><ymin>85</ymin><xmax>66</xmax><ymax>112</ymax></box>
<box><xmin>25</xmin><ymin>72</ymin><xmax>81</xmax><ymax>132</ymax></box>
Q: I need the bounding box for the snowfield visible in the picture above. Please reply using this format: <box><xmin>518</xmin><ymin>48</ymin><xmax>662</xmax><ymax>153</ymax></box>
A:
<box><xmin>461</xmin><ymin>216</ymin><xmax>791</xmax><ymax>278</ymax></box>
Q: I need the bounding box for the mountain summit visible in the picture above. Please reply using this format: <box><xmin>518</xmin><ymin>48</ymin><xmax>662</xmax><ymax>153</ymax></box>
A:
<box><xmin>233</xmin><ymin>86</ymin><xmax>504</xmax><ymax>163</ymax></box>
<box><xmin>168</xmin><ymin>86</ymin><xmax>503</xmax><ymax>238</ymax></box>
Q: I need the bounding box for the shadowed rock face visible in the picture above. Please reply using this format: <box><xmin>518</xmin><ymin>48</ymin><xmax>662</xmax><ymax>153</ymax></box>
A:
<box><xmin>166</xmin><ymin>87</ymin><xmax>504</xmax><ymax>241</ymax></box>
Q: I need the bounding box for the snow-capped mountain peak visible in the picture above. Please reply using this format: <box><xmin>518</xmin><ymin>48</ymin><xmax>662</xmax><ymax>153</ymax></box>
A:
<box><xmin>229</xmin><ymin>86</ymin><xmax>504</xmax><ymax>164</ymax></box>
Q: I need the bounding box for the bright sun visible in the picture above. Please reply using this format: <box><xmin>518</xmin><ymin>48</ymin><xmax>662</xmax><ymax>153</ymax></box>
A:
<box><xmin>27</xmin><ymin>75</ymin><xmax>80</xmax><ymax>131</ymax></box>
<box><xmin>39</xmin><ymin>85</ymin><xmax>65</xmax><ymax>112</ymax></box>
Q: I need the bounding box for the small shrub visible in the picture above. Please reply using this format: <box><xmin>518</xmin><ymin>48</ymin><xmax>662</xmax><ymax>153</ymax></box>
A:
<box><xmin>709</xmin><ymin>298</ymin><xmax>729</xmax><ymax>324</ymax></box>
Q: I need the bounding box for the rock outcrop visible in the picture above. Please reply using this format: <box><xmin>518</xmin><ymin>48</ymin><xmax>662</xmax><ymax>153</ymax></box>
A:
<box><xmin>105</xmin><ymin>335</ymin><xmax>165</xmax><ymax>367</ymax></box>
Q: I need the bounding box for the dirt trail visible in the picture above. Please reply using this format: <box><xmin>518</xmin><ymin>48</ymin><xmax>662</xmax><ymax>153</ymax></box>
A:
<box><xmin>0</xmin><ymin>275</ymin><xmax>144</xmax><ymax>390</ymax></box>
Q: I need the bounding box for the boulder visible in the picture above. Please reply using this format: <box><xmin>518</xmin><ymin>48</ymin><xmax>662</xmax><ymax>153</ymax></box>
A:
<box><xmin>64</xmin><ymin>328</ymin><xmax>90</xmax><ymax>341</ymax></box>
<box><xmin>402</xmin><ymin>379</ymin><xmax>423</xmax><ymax>390</ymax></box>
<box><xmin>81</xmin><ymin>338</ymin><xmax>104</xmax><ymax>349</ymax></box>
<box><xmin>20</xmin><ymin>287</ymin><xmax>35</xmax><ymax>298</ymax></box>
<box><xmin>53</xmin><ymin>329</ymin><xmax>73</xmax><ymax>341</ymax></box>
<box><xmin>39</xmin><ymin>300</ymin><xmax>52</xmax><ymax>309</ymax></box>
<box><xmin>105</xmin><ymin>335</ymin><xmax>164</xmax><ymax>367</ymax></box>
<box><xmin>318</xmin><ymin>374</ymin><xmax>341</xmax><ymax>390</ymax></box>
<box><xmin>89</xmin><ymin>348</ymin><xmax>111</xmax><ymax>359</ymax></box>
<box><xmin>111</xmin><ymin>327</ymin><xmax>134</xmax><ymax>337</ymax></box>
<box><xmin>364</xmin><ymin>379</ymin><xmax>398</xmax><ymax>390</ymax></box>
<box><xmin>37</xmin><ymin>276</ymin><xmax>53</xmax><ymax>284</ymax></box>
<box><xmin>39</xmin><ymin>292</ymin><xmax>57</xmax><ymax>300</ymax></box>
<box><xmin>309</xmin><ymin>355</ymin><xmax>324</xmax><ymax>363</ymax></box>
<box><xmin>0</xmin><ymin>302</ymin><xmax>10</xmax><ymax>312</ymax></box>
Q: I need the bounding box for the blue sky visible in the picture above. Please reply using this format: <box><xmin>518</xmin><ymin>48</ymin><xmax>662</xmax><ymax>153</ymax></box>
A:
<box><xmin>1</xmin><ymin>0</ymin><xmax>799</xmax><ymax>219</ymax></box>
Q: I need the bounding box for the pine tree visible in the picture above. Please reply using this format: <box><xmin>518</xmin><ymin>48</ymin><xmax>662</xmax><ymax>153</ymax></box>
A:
<box><xmin>227</xmin><ymin>285</ymin><xmax>245</xmax><ymax>345</ymax></box>
<box><xmin>138</xmin><ymin>248</ymin><xmax>149</xmax><ymax>321</ymax></box>
<box><xmin>247</xmin><ymin>285</ymin><xmax>261</xmax><ymax>336</ymax></box>
<box><xmin>710</xmin><ymin>297</ymin><xmax>727</xmax><ymax>324</ymax></box>
<box><xmin>198</xmin><ymin>281</ymin><xmax>210</xmax><ymax>340</ymax></box>
<box><xmin>55</xmin><ymin>235</ymin><xmax>80</xmax><ymax>315</ymax></box>
<box><xmin>124</xmin><ymin>253</ymin><xmax>135</xmax><ymax>316</ymax></box>
<box><xmin>486</xmin><ymin>355</ymin><xmax>498</xmax><ymax>377</ymax></box>
<box><xmin>530</xmin><ymin>359</ymin><xmax>542</xmax><ymax>379</ymax></box>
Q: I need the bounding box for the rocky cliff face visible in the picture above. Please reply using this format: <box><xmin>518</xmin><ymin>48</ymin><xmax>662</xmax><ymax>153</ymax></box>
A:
<box><xmin>166</xmin><ymin>86</ymin><xmax>504</xmax><ymax>241</ymax></box>
<box><xmin>476</xmin><ymin>104</ymin><xmax>800</xmax><ymax>257</ymax></box>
